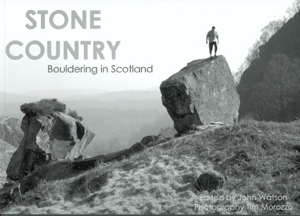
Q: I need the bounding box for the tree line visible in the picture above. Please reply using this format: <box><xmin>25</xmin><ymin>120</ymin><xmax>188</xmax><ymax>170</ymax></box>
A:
<box><xmin>235</xmin><ymin>0</ymin><xmax>300</xmax><ymax>84</ymax></box>
<box><xmin>236</xmin><ymin>0</ymin><xmax>300</xmax><ymax>122</ymax></box>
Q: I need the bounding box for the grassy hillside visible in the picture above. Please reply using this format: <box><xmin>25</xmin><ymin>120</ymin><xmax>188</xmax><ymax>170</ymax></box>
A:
<box><xmin>2</xmin><ymin>119</ymin><xmax>300</xmax><ymax>214</ymax></box>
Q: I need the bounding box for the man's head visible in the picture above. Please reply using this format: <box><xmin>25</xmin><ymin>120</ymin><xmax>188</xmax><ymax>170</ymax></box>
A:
<box><xmin>212</xmin><ymin>26</ymin><xmax>216</xmax><ymax>31</ymax></box>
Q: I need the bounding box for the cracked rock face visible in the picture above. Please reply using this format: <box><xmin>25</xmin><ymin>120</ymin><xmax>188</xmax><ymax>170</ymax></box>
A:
<box><xmin>160</xmin><ymin>55</ymin><xmax>239</xmax><ymax>133</ymax></box>
<box><xmin>6</xmin><ymin>112</ymin><xmax>95</xmax><ymax>180</ymax></box>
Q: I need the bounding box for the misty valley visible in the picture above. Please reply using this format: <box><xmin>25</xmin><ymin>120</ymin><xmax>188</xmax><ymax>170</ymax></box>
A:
<box><xmin>0</xmin><ymin>90</ymin><xmax>173</xmax><ymax>157</ymax></box>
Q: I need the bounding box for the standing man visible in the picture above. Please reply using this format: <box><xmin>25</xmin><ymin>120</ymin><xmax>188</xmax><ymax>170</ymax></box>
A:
<box><xmin>206</xmin><ymin>26</ymin><xmax>219</xmax><ymax>58</ymax></box>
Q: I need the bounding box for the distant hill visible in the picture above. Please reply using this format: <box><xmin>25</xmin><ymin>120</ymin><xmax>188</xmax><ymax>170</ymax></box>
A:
<box><xmin>26</xmin><ymin>89</ymin><xmax>108</xmax><ymax>99</ymax></box>
<box><xmin>0</xmin><ymin>90</ymin><xmax>172</xmax><ymax>155</ymax></box>
<box><xmin>237</xmin><ymin>11</ymin><xmax>300</xmax><ymax>121</ymax></box>
<box><xmin>91</xmin><ymin>90</ymin><xmax>161</xmax><ymax>101</ymax></box>
<box><xmin>0</xmin><ymin>92</ymin><xmax>40</xmax><ymax>104</ymax></box>
<box><xmin>1</xmin><ymin>90</ymin><xmax>163</xmax><ymax>112</ymax></box>
<box><xmin>0</xmin><ymin>90</ymin><xmax>164</xmax><ymax>116</ymax></box>
<box><xmin>145</xmin><ymin>86</ymin><xmax>160</xmax><ymax>91</ymax></box>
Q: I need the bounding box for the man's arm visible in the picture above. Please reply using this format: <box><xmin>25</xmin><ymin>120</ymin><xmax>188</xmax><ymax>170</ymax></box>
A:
<box><xmin>206</xmin><ymin>32</ymin><xmax>209</xmax><ymax>44</ymax></box>
<box><xmin>216</xmin><ymin>32</ymin><xmax>219</xmax><ymax>43</ymax></box>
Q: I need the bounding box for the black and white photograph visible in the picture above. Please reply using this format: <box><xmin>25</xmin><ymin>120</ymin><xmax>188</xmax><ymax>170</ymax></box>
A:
<box><xmin>1</xmin><ymin>0</ymin><xmax>300</xmax><ymax>214</ymax></box>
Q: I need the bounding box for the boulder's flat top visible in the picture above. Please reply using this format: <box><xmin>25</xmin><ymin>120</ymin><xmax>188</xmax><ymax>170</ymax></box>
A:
<box><xmin>186</xmin><ymin>56</ymin><xmax>223</xmax><ymax>66</ymax></box>
<box><xmin>165</xmin><ymin>55</ymin><xmax>226</xmax><ymax>81</ymax></box>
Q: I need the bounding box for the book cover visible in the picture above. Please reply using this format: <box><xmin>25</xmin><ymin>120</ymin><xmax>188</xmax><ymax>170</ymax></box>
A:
<box><xmin>1</xmin><ymin>0</ymin><xmax>299</xmax><ymax>214</ymax></box>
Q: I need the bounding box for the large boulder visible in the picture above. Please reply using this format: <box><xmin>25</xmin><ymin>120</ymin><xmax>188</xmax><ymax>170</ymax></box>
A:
<box><xmin>160</xmin><ymin>56</ymin><xmax>239</xmax><ymax>133</ymax></box>
<box><xmin>0</xmin><ymin>116</ymin><xmax>23</xmax><ymax>147</ymax></box>
<box><xmin>6</xmin><ymin>112</ymin><xmax>95</xmax><ymax>180</ymax></box>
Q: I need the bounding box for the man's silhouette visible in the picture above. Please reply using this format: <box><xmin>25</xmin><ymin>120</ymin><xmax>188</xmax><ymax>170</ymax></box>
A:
<box><xmin>206</xmin><ymin>26</ymin><xmax>219</xmax><ymax>58</ymax></box>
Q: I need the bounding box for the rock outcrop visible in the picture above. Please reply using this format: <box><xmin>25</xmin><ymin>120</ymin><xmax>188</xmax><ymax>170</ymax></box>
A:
<box><xmin>0</xmin><ymin>139</ymin><xmax>17</xmax><ymax>187</ymax></box>
<box><xmin>160</xmin><ymin>55</ymin><xmax>239</xmax><ymax>133</ymax></box>
<box><xmin>0</xmin><ymin>116</ymin><xmax>23</xmax><ymax>147</ymax></box>
<box><xmin>237</xmin><ymin>11</ymin><xmax>300</xmax><ymax>121</ymax></box>
<box><xmin>6</xmin><ymin>112</ymin><xmax>95</xmax><ymax>180</ymax></box>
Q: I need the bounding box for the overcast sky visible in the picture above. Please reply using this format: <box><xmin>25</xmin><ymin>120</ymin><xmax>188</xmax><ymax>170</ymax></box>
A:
<box><xmin>0</xmin><ymin>0</ymin><xmax>296</xmax><ymax>94</ymax></box>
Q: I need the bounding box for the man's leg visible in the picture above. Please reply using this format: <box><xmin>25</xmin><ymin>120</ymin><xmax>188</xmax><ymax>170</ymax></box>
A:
<box><xmin>214</xmin><ymin>42</ymin><xmax>218</xmax><ymax>56</ymax></box>
<box><xmin>209</xmin><ymin>42</ymin><xmax>213</xmax><ymax>57</ymax></box>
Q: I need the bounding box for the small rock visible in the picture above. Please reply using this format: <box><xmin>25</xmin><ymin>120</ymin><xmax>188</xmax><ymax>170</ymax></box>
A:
<box><xmin>140</xmin><ymin>135</ymin><xmax>159</xmax><ymax>145</ymax></box>
<box><xmin>195</xmin><ymin>171</ymin><xmax>225</xmax><ymax>192</ymax></box>
<box><xmin>189</xmin><ymin>124</ymin><xmax>198</xmax><ymax>131</ymax></box>
<box><xmin>129</xmin><ymin>142</ymin><xmax>145</xmax><ymax>153</ymax></box>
